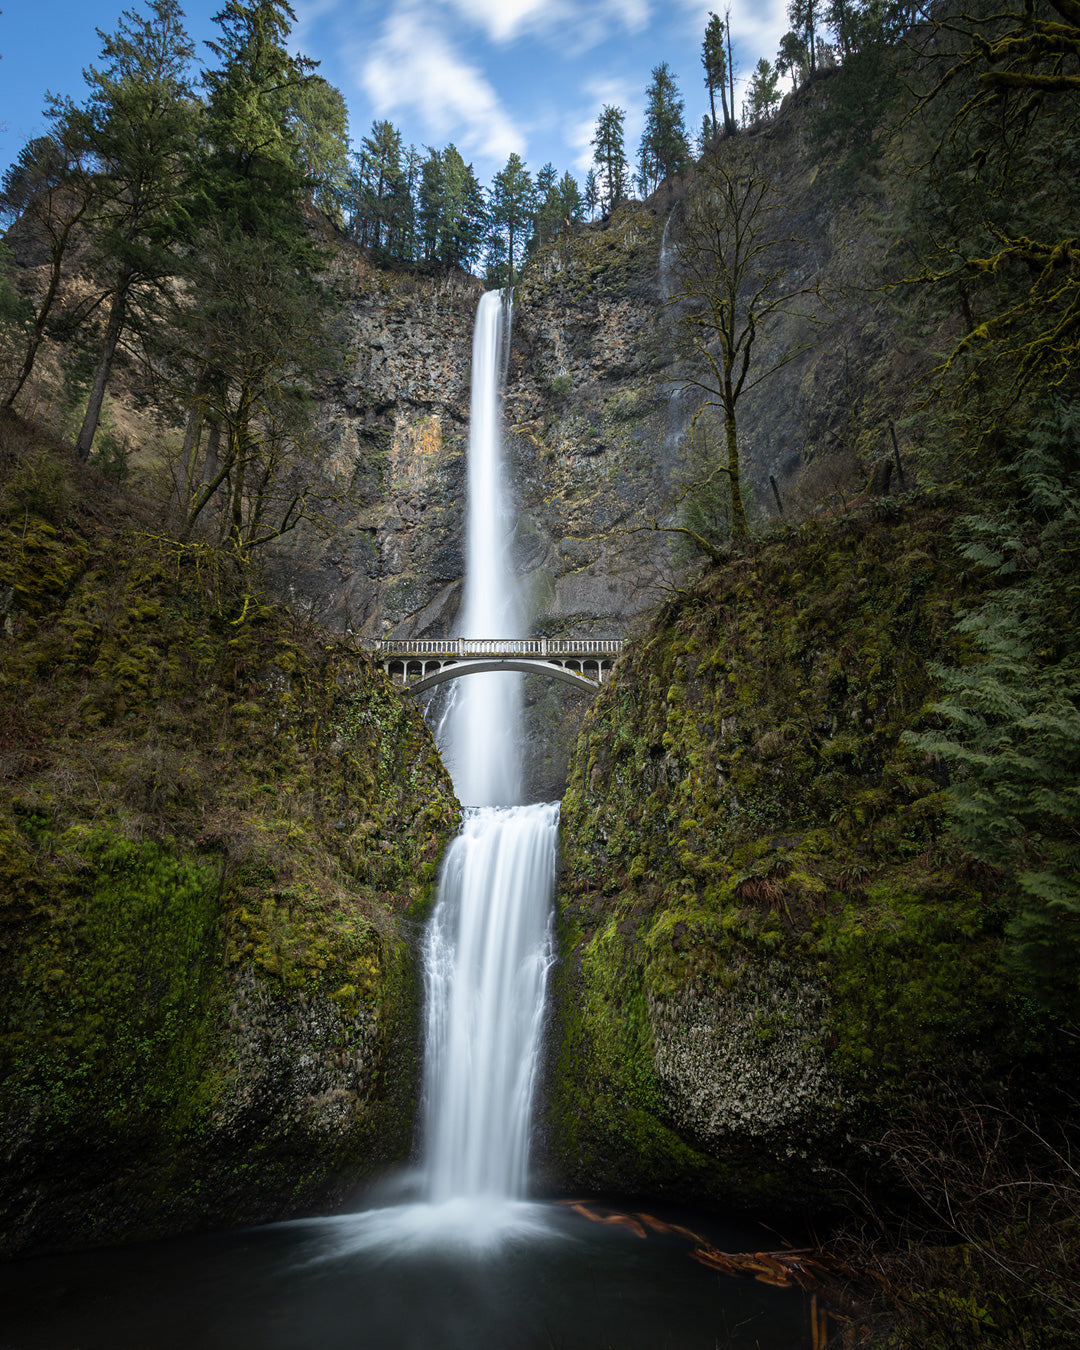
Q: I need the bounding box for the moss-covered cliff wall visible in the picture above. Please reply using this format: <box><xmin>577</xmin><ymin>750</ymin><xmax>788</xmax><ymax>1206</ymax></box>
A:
<box><xmin>0</xmin><ymin>436</ymin><xmax>459</xmax><ymax>1257</ymax></box>
<box><xmin>543</xmin><ymin>498</ymin><xmax>1054</xmax><ymax>1211</ymax></box>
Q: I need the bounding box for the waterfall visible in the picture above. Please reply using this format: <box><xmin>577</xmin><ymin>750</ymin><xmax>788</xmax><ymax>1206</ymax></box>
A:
<box><xmin>421</xmin><ymin>802</ymin><xmax>558</xmax><ymax>1201</ymax></box>
<box><xmin>445</xmin><ymin>288</ymin><xmax>522</xmax><ymax>809</ymax></box>
<box><xmin>419</xmin><ymin>289</ymin><xmax>558</xmax><ymax>1213</ymax></box>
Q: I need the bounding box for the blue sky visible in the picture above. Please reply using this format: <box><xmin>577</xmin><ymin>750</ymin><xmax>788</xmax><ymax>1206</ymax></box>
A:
<box><xmin>0</xmin><ymin>0</ymin><xmax>791</xmax><ymax>192</ymax></box>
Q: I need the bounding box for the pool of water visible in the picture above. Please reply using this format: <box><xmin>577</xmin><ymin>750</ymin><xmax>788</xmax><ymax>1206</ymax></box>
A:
<box><xmin>0</xmin><ymin>1198</ymin><xmax>818</xmax><ymax>1349</ymax></box>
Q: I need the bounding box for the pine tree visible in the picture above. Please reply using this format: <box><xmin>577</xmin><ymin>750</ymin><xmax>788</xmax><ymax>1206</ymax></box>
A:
<box><xmin>283</xmin><ymin>75</ymin><xmax>349</xmax><ymax>222</ymax></box>
<box><xmin>742</xmin><ymin>58</ymin><xmax>782</xmax><ymax>125</ymax></box>
<box><xmin>60</xmin><ymin>0</ymin><xmax>197</xmax><ymax>458</ymax></box>
<box><xmin>558</xmin><ymin>171</ymin><xmax>583</xmax><ymax>225</ymax></box>
<box><xmin>638</xmin><ymin>63</ymin><xmax>691</xmax><ymax>196</ymax></box>
<box><xmin>702</xmin><ymin>11</ymin><xmax>734</xmax><ymax>138</ymax></box>
<box><xmin>489</xmin><ymin>152</ymin><xmax>534</xmax><ymax>285</ymax></box>
<box><xmin>197</xmin><ymin>0</ymin><xmax>314</xmax><ymax>239</ymax></box>
<box><xmin>776</xmin><ymin>31</ymin><xmax>807</xmax><ymax>92</ymax></box>
<box><xmin>583</xmin><ymin>167</ymin><xmax>600</xmax><ymax>220</ymax></box>
<box><xmin>787</xmin><ymin>0</ymin><xmax>823</xmax><ymax>75</ymax></box>
<box><xmin>357</xmin><ymin>120</ymin><xmax>403</xmax><ymax>251</ymax></box>
<box><xmin>1</xmin><ymin>125</ymin><xmax>97</xmax><ymax>408</ymax></box>
<box><xmin>591</xmin><ymin>104</ymin><xmax>628</xmax><ymax>215</ymax></box>
<box><xmin>439</xmin><ymin>145</ymin><xmax>485</xmax><ymax>270</ymax></box>
<box><xmin>532</xmin><ymin>161</ymin><xmax>561</xmax><ymax>249</ymax></box>
<box><xmin>171</xmin><ymin>0</ymin><xmax>328</xmax><ymax>544</ymax></box>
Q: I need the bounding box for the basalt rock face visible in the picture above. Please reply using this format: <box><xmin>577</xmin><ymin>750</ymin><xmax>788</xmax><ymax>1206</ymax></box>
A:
<box><xmin>266</xmin><ymin>256</ymin><xmax>483</xmax><ymax>642</ymax></box>
<box><xmin>0</xmin><ymin>455</ymin><xmax>460</xmax><ymax>1257</ymax></box>
<box><xmin>539</xmin><ymin>502</ymin><xmax>1040</xmax><ymax>1212</ymax></box>
<box><xmin>274</xmin><ymin>212</ymin><xmax>684</xmax><ymax>647</ymax></box>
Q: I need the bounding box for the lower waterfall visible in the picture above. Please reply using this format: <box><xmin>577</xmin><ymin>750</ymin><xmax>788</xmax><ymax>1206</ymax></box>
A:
<box><xmin>421</xmin><ymin>803</ymin><xmax>558</xmax><ymax>1204</ymax></box>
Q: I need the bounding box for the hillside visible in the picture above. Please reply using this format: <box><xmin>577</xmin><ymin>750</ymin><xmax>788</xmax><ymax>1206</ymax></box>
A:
<box><xmin>0</xmin><ymin>415</ymin><xmax>459</xmax><ymax>1256</ymax></box>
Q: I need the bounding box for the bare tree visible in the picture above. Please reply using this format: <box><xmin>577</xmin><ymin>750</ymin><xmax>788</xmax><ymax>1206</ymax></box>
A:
<box><xmin>670</xmin><ymin>144</ymin><xmax>820</xmax><ymax>542</ymax></box>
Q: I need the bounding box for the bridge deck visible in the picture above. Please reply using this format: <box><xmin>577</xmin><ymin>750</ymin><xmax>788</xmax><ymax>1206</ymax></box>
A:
<box><xmin>365</xmin><ymin>638</ymin><xmax>624</xmax><ymax>658</ymax></box>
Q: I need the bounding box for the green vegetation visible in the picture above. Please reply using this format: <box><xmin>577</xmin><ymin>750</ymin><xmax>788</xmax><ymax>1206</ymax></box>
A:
<box><xmin>552</xmin><ymin>501</ymin><xmax>1017</xmax><ymax>1171</ymax></box>
<box><xmin>0</xmin><ymin>419</ymin><xmax>458</xmax><ymax>1255</ymax></box>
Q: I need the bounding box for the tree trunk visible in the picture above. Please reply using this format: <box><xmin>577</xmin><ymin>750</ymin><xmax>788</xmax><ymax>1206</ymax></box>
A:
<box><xmin>179</xmin><ymin>416</ymin><xmax>228</xmax><ymax>543</ymax></box>
<box><xmin>5</xmin><ymin>193</ymin><xmax>92</xmax><ymax>410</ymax></box>
<box><xmin>724</xmin><ymin>376</ymin><xmax>748</xmax><ymax>540</ymax></box>
<box><xmin>5</xmin><ymin>263</ymin><xmax>61</xmax><ymax>410</ymax></box>
<box><xmin>726</xmin><ymin>18</ymin><xmax>737</xmax><ymax>134</ymax></box>
<box><xmin>74</xmin><ymin>265</ymin><xmax>131</xmax><ymax>460</ymax></box>
<box><xmin>174</xmin><ymin>368</ymin><xmax>214</xmax><ymax>526</ymax></box>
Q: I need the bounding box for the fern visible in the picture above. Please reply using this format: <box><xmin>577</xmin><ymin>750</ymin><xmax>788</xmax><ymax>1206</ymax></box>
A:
<box><xmin>906</xmin><ymin>402</ymin><xmax>1080</xmax><ymax>1012</ymax></box>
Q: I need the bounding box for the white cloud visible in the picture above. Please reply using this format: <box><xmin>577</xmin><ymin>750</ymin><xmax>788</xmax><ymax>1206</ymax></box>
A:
<box><xmin>447</xmin><ymin>0</ymin><xmax>554</xmax><ymax>43</ymax></box>
<box><xmin>361</xmin><ymin>6</ymin><xmax>524</xmax><ymax>163</ymax></box>
<box><xmin>444</xmin><ymin>0</ymin><xmax>652</xmax><ymax>49</ymax></box>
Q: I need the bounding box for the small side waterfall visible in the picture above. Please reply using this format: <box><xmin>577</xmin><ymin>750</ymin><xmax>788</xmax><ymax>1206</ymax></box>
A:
<box><xmin>419</xmin><ymin>288</ymin><xmax>559</xmax><ymax>1219</ymax></box>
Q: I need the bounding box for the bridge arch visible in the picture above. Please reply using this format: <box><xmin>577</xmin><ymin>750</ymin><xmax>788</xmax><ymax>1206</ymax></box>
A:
<box><xmin>367</xmin><ymin>637</ymin><xmax>624</xmax><ymax>696</ymax></box>
<box><xmin>403</xmin><ymin>659</ymin><xmax>605</xmax><ymax>695</ymax></box>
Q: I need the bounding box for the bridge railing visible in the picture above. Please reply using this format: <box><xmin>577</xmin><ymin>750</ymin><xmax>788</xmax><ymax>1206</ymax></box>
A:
<box><xmin>363</xmin><ymin>637</ymin><xmax>625</xmax><ymax>658</ymax></box>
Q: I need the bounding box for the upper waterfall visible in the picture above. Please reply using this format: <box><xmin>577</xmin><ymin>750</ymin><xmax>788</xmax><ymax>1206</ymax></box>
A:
<box><xmin>445</xmin><ymin>288</ymin><xmax>524</xmax><ymax>807</ymax></box>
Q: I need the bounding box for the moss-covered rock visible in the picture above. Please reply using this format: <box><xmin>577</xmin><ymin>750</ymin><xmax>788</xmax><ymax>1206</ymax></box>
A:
<box><xmin>544</xmin><ymin>500</ymin><xmax>1059</xmax><ymax>1212</ymax></box>
<box><xmin>0</xmin><ymin>479</ymin><xmax>459</xmax><ymax>1257</ymax></box>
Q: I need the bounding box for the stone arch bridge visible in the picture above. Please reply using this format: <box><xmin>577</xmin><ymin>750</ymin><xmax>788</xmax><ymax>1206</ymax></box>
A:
<box><xmin>365</xmin><ymin>638</ymin><xmax>624</xmax><ymax>694</ymax></box>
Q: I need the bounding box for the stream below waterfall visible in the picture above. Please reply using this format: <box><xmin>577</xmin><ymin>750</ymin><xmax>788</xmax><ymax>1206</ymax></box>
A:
<box><xmin>0</xmin><ymin>291</ymin><xmax>818</xmax><ymax>1348</ymax></box>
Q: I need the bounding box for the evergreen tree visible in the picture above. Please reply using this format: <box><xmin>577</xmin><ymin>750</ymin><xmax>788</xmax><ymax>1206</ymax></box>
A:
<box><xmin>356</xmin><ymin>119</ymin><xmax>403</xmax><ymax>251</ymax></box>
<box><xmin>283</xmin><ymin>75</ymin><xmax>349</xmax><ymax>222</ymax></box>
<box><xmin>171</xmin><ymin>0</ymin><xmax>327</xmax><ymax>542</ymax></box>
<box><xmin>776</xmin><ymin>30</ymin><xmax>808</xmax><ymax>91</ymax></box>
<box><xmin>558</xmin><ymin>171</ymin><xmax>583</xmax><ymax>225</ymax></box>
<box><xmin>583</xmin><ymin>167</ymin><xmax>600</xmax><ymax>220</ymax></box>
<box><xmin>638</xmin><ymin>63</ymin><xmax>691</xmax><ymax>196</ymax></box>
<box><xmin>439</xmin><ymin>145</ymin><xmax>485</xmax><ymax>270</ymax></box>
<box><xmin>787</xmin><ymin>0</ymin><xmax>824</xmax><ymax>75</ymax></box>
<box><xmin>173</xmin><ymin>224</ymin><xmax>334</xmax><ymax>558</ymax></box>
<box><xmin>417</xmin><ymin>148</ymin><xmax>444</xmax><ymax>264</ymax></box>
<box><xmin>591</xmin><ymin>104</ymin><xmax>628</xmax><ymax>215</ymax></box>
<box><xmin>196</xmin><ymin>0</ymin><xmax>314</xmax><ymax>241</ymax></box>
<box><xmin>395</xmin><ymin>143</ymin><xmax>422</xmax><ymax>261</ymax></box>
<box><xmin>532</xmin><ymin>161</ymin><xmax>562</xmax><ymax>249</ymax></box>
<box><xmin>742</xmin><ymin>58</ymin><xmax>782</xmax><ymax>124</ymax></box>
<box><xmin>60</xmin><ymin>0</ymin><xmax>198</xmax><ymax>459</ymax></box>
<box><xmin>489</xmin><ymin>152</ymin><xmax>533</xmax><ymax>284</ymax></box>
<box><xmin>1</xmin><ymin>126</ymin><xmax>97</xmax><ymax>408</ymax></box>
<box><xmin>702</xmin><ymin>11</ymin><xmax>735</xmax><ymax>138</ymax></box>
<box><xmin>415</xmin><ymin>145</ymin><xmax>485</xmax><ymax>270</ymax></box>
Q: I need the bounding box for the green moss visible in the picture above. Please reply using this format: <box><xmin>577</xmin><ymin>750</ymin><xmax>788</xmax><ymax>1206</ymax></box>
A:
<box><xmin>547</xmin><ymin>502</ymin><xmax>1052</xmax><ymax>1209</ymax></box>
<box><xmin>0</xmin><ymin>470</ymin><xmax>460</xmax><ymax>1255</ymax></box>
<box><xmin>2</xmin><ymin>828</ymin><xmax>224</xmax><ymax>1134</ymax></box>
